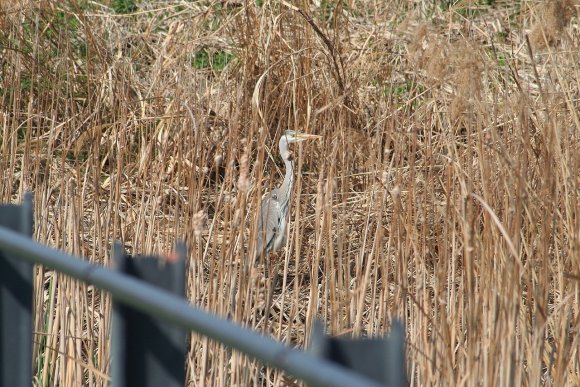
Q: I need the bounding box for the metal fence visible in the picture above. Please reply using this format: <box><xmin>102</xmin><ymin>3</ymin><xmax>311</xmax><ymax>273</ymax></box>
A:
<box><xmin>0</xmin><ymin>195</ymin><xmax>407</xmax><ymax>387</ymax></box>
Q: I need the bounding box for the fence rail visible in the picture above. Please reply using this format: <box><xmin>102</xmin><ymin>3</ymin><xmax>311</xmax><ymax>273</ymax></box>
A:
<box><xmin>0</xmin><ymin>194</ymin><xmax>33</xmax><ymax>387</ymax></box>
<box><xmin>0</xmin><ymin>197</ymin><xmax>406</xmax><ymax>387</ymax></box>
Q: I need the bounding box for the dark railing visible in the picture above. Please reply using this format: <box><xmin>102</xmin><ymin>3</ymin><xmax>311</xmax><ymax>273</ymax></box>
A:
<box><xmin>0</xmin><ymin>193</ymin><xmax>33</xmax><ymax>387</ymax></box>
<box><xmin>0</xmin><ymin>195</ymin><xmax>407</xmax><ymax>387</ymax></box>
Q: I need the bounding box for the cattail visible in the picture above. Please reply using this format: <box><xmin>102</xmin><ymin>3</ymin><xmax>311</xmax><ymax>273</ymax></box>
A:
<box><xmin>192</xmin><ymin>210</ymin><xmax>207</xmax><ymax>238</ymax></box>
<box><xmin>324</xmin><ymin>177</ymin><xmax>337</xmax><ymax>197</ymax></box>
<box><xmin>390</xmin><ymin>185</ymin><xmax>401</xmax><ymax>199</ymax></box>
<box><xmin>316</xmin><ymin>172</ymin><xmax>324</xmax><ymax>215</ymax></box>
<box><xmin>214</xmin><ymin>154</ymin><xmax>223</xmax><ymax>167</ymax></box>
<box><xmin>237</xmin><ymin>151</ymin><xmax>251</xmax><ymax>193</ymax></box>
<box><xmin>381</xmin><ymin>171</ymin><xmax>389</xmax><ymax>187</ymax></box>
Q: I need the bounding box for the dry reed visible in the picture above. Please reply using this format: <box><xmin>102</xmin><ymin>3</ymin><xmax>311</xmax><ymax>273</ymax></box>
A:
<box><xmin>0</xmin><ymin>0</ymin><xmax>578</xmax><ymax>386</ymax></box>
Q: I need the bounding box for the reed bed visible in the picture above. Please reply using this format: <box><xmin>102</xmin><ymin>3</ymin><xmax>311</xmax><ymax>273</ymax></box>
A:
<box><xmin>0</xmin><ymin>0</ymin><xmax>578</xmax><ymax>385</ymax></box>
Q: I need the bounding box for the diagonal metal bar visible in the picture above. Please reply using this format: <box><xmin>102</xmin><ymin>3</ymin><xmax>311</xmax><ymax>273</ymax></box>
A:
<box><xmin>0</xmin><ymin>226</ymin><xmax>387</xmax><ymax>387</ymax></box>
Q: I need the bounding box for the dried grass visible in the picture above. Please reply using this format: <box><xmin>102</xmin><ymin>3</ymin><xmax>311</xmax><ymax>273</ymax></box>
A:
<box><xmin>1</xmin><ymin>0</ymin><xmax>578</xmax><ymax>386</ymax></box>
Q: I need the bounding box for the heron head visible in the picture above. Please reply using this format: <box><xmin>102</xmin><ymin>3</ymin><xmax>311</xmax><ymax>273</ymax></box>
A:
<box><xmin>283</xmin><ymin>130</ymin><xmax>322</xmax><ymax>144</ymax></box>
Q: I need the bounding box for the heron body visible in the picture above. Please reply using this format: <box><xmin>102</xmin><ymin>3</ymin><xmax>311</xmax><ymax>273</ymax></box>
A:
<box><xmin>255</xmin><ymin>130</ymin><xmax>321</xmax><ymax>263</ymax></box>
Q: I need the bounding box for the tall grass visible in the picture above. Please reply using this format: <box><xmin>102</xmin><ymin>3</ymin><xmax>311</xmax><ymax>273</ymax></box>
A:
<box><xmin>1</xmin><ymin>0</ymin><xmax>578</xmax><ymax>385</ymax></box>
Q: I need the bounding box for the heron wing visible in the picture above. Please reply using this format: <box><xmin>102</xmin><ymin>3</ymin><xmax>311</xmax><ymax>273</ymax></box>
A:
<box><xmin>256</xmin><ymin>191</ymin><xmax>282</xmax><ymax>260</ymax></box>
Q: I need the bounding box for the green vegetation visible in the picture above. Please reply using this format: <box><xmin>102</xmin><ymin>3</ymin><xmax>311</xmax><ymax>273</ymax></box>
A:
<box><xmin>112</xmin><ymin>0</ymin><xmax>137</xmax><ymax>14</ymax></box>
<box><xmin>193</xmin><ymin>49</ymin><xmax>234</xmax><ymax>71</ymax></box>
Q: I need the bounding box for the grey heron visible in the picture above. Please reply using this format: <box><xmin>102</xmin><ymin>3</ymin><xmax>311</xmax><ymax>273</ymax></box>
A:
<box><xmin>255</xmin><ymin>130</ymin><xmax>321</xmax><ymax>263</ymax></box>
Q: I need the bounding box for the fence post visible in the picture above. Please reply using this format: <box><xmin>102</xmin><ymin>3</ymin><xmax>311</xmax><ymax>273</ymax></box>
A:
<box><xmin>111</xmin><ymin>241</ymin><xmax>187</xmax><ymax>387</ymax></box>
<box><xmin>0</xmin><ymin>193</ymin><xmax>34</xmax><ymax>387</ymax></box>
<box><xmin>309</xmin><ymin>319</ymin><xmax>408</xmax><ymax>387</ymax></box>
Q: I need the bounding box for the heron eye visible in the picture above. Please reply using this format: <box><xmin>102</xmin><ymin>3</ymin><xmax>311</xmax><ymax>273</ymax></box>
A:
<box><xmin>272</xmin><ymin>193</ymin><xmax>277</xmax><ymax>200</ymax></box>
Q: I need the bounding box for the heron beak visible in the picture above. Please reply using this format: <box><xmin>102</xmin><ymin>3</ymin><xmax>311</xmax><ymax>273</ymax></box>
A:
<box><xmin>296</xmin><ymin>133</ymin><xmax>322</xmax><ymax>141</ymax></box>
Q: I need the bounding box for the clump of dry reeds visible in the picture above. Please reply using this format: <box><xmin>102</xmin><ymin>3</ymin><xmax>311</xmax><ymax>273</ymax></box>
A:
<box><xmin>529</xmin><ymin>0</ymin><xmax>577</xmax><ymax>49</ymax></box>
<box><xmin>0</xmin><ymin>0</ymin><xmax>578</xmax><ymax>386</ymax></box>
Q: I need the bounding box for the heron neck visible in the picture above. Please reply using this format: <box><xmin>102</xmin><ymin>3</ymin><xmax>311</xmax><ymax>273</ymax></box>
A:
<box><xmin>279</xmin><ymin>138</ymin><xmax>294</xmax><ymax>203</ymax></box>
<box><xmin>281</xmin><ymin>157</ymin><xmax>294</xmax><ymax>198</ymax></box>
